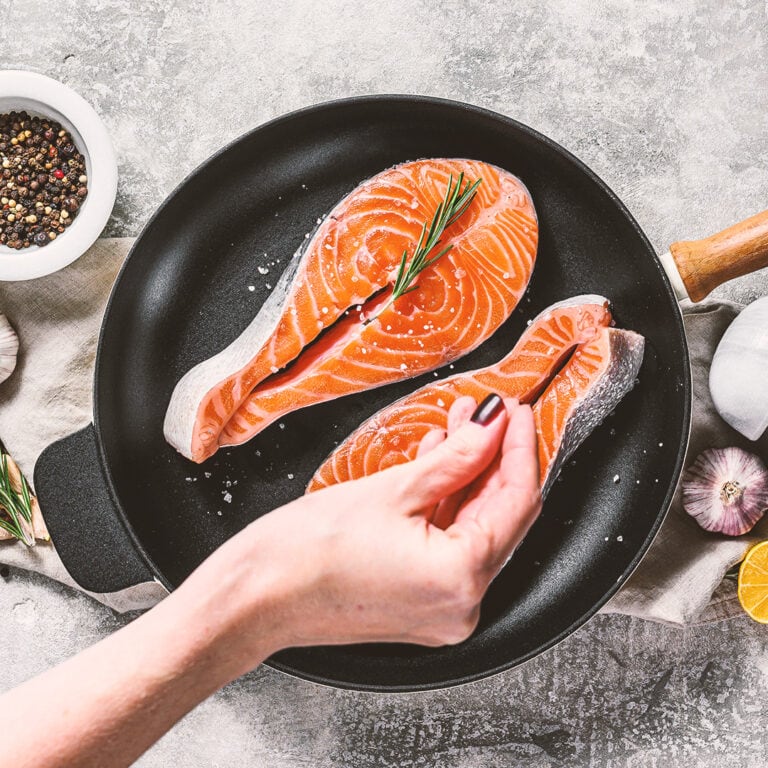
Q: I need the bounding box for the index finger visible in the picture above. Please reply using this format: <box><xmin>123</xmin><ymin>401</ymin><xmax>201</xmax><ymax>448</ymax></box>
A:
<box><xmin>448</xmin><ymin>400</ymin><xmax>541</xmax><ymax>569</ymax></box>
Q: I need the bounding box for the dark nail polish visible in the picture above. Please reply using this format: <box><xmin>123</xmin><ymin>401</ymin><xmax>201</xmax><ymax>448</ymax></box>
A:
<box><xmin>470</xmin><ymin>393</ymin><xmax>504</xmax><ymax>425</ymax></box>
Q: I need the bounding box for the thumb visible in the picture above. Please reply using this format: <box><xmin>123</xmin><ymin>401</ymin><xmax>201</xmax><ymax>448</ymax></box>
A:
<box><xmin>398</xmin><ymin>394</ymin><xmax>508</xmax><ymax>510</ymax></box>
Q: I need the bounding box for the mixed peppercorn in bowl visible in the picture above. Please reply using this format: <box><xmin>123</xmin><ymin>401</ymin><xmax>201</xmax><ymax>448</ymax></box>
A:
<box><xmin>0</xmin><ymin>71</ymin><xmax>117</xmax><ymax>280</ymax></box>
<box><xmin>0</xmin><ymin>111</ymin><xmax>89</xmax><ymax>250</ymax></box>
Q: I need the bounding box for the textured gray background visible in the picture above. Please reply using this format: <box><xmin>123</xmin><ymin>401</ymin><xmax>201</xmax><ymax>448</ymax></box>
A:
<box><xmin>2</xmin><ymin>1</ymin><xmax>768</xmax><ymax>766</ymax></box>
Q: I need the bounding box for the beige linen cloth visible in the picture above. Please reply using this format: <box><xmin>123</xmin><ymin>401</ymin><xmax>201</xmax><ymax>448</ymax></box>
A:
<box><xmin>0</xmin><ymin>238</ymin><xmax>765</xmax><ymax>622</ymax></box>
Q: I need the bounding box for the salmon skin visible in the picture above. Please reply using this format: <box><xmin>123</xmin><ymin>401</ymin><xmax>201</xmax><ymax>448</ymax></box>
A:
<box><xmin>164</xmin><ymin>159</ymin><xmax>538</xmax><ymax>463</ymax></box>
<box><xmin>308</xmin><ymin>295</ymin><xmax>615</xmax><ymax>492</ymax></box>
<box><xmin>534</xmin><ymin>326</ymin><xmax>644</xmax><ymax>495</ymax></box>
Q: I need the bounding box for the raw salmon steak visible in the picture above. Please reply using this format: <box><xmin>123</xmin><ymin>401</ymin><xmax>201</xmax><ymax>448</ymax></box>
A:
<box><xmin>308</xmin><ymin>295</ymin><xmax>614</xmax><ymax>492</ymax></box>
<box><xmin>164</xmin><ymin>158</ymin><xmax>538</xmax><ymax>462</ymax></box>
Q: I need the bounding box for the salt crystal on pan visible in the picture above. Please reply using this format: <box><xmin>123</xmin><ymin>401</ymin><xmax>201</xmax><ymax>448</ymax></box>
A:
<box><xmin>612</xmin><ymin>474</ymin><xmax>620</xmax><ymax>484</ymax></box>
<box><xmin>248</xmin><ymin>285</ymin><xmax>255</xmax><ymax>292</ymax></box>
<box><xmin>257</xmin><ymin>266</ymin><xmax>269</xmax><ymax>275</ymax></box>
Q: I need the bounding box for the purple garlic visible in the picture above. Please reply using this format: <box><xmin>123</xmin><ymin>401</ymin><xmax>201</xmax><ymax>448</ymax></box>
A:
<box><xmin>682</xmin><ymin>447</ymin><xmax>768</xmax><ymax>536</ymax></box>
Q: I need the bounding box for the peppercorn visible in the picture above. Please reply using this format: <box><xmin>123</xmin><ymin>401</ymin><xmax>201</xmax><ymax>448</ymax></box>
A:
<box><xmin>0</xmin><ymin>110</ymin><xmax>87</xmax><ymax>250</ymax></box>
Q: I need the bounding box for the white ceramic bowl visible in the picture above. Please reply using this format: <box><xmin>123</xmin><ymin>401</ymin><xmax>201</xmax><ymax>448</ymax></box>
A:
<box><xmin>0</xmin><ymin>70</ymin><xmax>117</xmax><ymax>281</ymax></box>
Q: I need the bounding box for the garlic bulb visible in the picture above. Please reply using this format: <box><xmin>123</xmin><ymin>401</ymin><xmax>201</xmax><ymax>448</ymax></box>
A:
<box><xmin>0</xmin><ymin>314</ymin><xmax>18</xmax><ymax>384</ymax></box>
<box><xmin>682</xmin><ymin>447</ymin><xmax>768</xmax><ymax>536</ymax></box>
<box><xmin>710</xmin><ymin>297</ymin><xmax>768</xmax><ymax>441</ymax></box>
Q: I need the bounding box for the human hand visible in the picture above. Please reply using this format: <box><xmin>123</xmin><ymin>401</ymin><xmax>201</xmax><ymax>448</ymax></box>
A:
<box><xmin>0</xmin><ymin>394</ymin><xmax>542</xmax><ymax>768</ymax></box>
<box><xmin>189</xmin><ymin>393</ymin><xmax>542</xmax><ymax>677</ymax></box>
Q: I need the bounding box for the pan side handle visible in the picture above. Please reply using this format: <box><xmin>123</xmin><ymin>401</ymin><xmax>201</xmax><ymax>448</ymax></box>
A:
<box><xmin>34</xmin><ymin>424</ymin><xmax>156</xmax><ymax>593</ymax></box>
<box><xmin>669</xmin><ymin>208</ymin><xmax>768</xmax><ymax>302</ymax></box>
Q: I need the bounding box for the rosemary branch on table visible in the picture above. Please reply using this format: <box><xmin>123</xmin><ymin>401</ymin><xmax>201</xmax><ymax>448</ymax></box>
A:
<box><xmin>0</xmin><ymin>453</ymin><xmax>35</xmax><ymax>546</ymax></box>
<box><xmin>364</xmin><ymin>172</ymin><xmax>482</xmax><ymax>324</ymax></box>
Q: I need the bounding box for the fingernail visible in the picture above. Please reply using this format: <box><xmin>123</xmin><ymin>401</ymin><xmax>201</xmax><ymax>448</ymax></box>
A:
<box><xmin>470</xmin><ymin>393</ymin><xmax>504</xmax><ymax>425</ymax></box>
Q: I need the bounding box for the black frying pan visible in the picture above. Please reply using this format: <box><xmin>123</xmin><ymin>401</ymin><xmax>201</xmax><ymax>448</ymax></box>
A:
<box><xmin>33</xmin><ymin>95</ymin><xmax>695</xmax><ymax>691</ymax></box>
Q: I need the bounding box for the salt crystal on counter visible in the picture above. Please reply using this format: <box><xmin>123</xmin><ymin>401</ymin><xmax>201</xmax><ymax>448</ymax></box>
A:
<box><xmin>257</xmin><ymin>266</ymin><xmax>269</xmax><ymax>275</ymax></box>
<box><xmin>287</xmin><ymin>473</ymin><xmax>295</xmax><ymax>480</ymax></box>
<box><xmin>204</xmin><ymin>472</ymin><xmax>211</xmax><ymax>478</ymax></box>
<box><xmin>612</xmin><ymin>474</ymin><xmax>620</xmax><ymax>484</ymax></box>
<box><xmin>617</xmin><ymin>535</ymin><xmax>623</xmax><ymax>542</ymax></box>
<box><xmin>248</xmin><ymin>285</ymin><xmax>255</xmax><ymax>292</ymax></box>
<box><xmin>279</xmin><ymin>422</ymin><xmax>285</xmax><ymax>430</ymax></box>
<box><xmin>223</xmin><ymin>492</ymin><xmax>232</xmax><ymax>504</ymax></box>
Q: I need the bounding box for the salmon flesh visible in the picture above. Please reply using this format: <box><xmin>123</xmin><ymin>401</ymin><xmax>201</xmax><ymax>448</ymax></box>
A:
<box><xmin>164</xmin><ymin>159</ymin><xmax>538</xmax><ymax>462</ymax></box>
<box><xmin>308</xmin><ymin>298</ymin><xmax>644</xmax><ymax>495</ymax></box>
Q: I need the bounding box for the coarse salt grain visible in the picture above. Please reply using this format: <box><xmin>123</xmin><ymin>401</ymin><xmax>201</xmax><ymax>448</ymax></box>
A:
<box><xmin>248</xmin><ymin>285</ymin><xmax>255</xmax><ymax>292</ymax></box>
<box><xmin>257</xmin><ymin>266</ymin><xmax>269</xmax><ymax>275</ymax></box>
<box><xmin>612</xmin><ymin>474</ymin><xmax>620</xmax><ymax>483</ymax></box>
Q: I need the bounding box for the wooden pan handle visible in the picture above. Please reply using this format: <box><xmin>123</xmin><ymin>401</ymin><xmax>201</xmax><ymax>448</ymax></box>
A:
<box><xmin>670</xmin><ymin>208</ymin><xmax>768</xmax><ymax>302</ymax></box>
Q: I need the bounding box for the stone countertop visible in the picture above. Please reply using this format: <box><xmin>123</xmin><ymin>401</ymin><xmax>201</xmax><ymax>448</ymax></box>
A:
<box><xmin>1</xmin><ymin>1</ymin><xmax>767</xmax><ymax>766</ymax></box>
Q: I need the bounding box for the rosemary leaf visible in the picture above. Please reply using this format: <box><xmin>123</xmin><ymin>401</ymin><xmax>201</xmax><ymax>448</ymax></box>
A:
<box><xmin>0</xmin><ymin>453</ymin><xmax>35</xmax><ymax>546</ymax></box>
<box><xmin>364</xmin><ymin>172</ymin><xmax>481</xmax><ymax>324</ymax></box>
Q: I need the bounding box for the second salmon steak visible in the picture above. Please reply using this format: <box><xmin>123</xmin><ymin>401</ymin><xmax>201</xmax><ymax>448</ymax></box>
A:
<box><xmin>164</xmin><ymin>159</ymin><xmax>538</xmax><ymax>462</ymax></box>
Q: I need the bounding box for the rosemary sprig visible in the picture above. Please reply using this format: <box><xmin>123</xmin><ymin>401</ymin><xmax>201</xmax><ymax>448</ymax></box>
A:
<box><xmin>0</xmin><ymin>453</ymin><xmax>35</xmax><ymax>546</ymax></box>
<box><xmin>364</xmin><ymin>172</ymin><xmax>481</xmax><ymax>324</ymax></box>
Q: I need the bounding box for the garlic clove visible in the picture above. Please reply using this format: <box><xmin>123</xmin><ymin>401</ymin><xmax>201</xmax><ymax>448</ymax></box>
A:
<box><xmin>682</xmin><ymin>447</ymin><xmax>768</xmax><ymax>536</ymax></box>
<box><xmin>0</xmin><ymin>313</ymin><xmax>19</xmax><ymax>385</ymax></box>
<box><xmin>709</xmin><ymin>297</ymin><xmax>768</xmax><ymax>441</ymax></box>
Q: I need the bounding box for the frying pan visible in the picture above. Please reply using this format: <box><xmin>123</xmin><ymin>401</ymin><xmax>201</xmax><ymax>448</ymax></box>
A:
<box><xmin>33</xmin><ymin>96</ymin><xmax>768</xmax><ymax>691</ymax></box>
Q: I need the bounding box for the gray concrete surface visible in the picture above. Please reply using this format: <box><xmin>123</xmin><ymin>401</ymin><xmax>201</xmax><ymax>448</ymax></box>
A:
<box><xmin>2</xmin><ymin>1</ymin><xmax>768</xmax><ymax>765</ymax></box>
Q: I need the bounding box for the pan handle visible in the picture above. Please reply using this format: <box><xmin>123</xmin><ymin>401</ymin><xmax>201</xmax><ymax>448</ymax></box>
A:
<box><xmin>668</xmin><ymin>208</ymin><xmax>768</xmax><ymax>302</ymax></box>
<box><xmin>33</xmin><ymin>424</ymin><xmax>156</xmax><ymax>593</ymax></box>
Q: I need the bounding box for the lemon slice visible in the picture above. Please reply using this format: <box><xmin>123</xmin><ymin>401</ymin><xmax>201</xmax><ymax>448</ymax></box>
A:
<box><xmin>738</xmin><ymin>540</ymin><xmax>768</xmax><ymax>623</ymax></box>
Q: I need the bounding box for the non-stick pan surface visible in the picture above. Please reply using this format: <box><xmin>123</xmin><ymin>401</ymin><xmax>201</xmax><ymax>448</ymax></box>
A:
<box><xmin>87</xmin><ymin>96</ymin><xmax>689</xmax><ymax>690</ymax></box>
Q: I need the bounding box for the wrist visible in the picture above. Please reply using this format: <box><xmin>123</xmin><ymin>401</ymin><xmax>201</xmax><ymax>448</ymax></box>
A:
<box><xmin>165</xmin><ymin>517</ymin><xmax>317</xmax><ymax>682</ymax></box>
